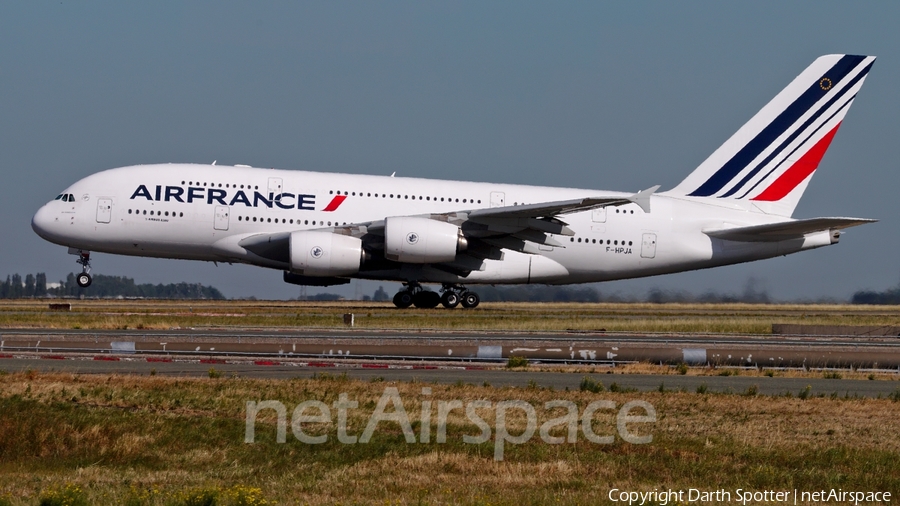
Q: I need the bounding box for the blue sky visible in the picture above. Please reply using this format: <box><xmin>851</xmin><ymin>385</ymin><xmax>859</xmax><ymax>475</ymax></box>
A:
<box><xmin>2</xmin><ymin>2</ymin><xmax>897</xmax><ymax>300</ymax></box>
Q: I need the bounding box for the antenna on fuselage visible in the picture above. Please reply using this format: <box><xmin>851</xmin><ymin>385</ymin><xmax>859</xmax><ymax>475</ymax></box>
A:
<box><xmin>212</xmin><ymin>160</ymin><xmax>217</xmax><ymax>165</ymax></box>
<box><xmin>390</xmin><ymin>172</ymin><xmax>396</xmax><ymax>177</ymax></box>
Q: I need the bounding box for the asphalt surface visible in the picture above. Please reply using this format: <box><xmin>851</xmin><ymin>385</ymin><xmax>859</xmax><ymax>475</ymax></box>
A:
<box><xmin>3</xmin><ymin>358</ymin><xmax>898</xmax><ymax>398</ymax></box>
<box><xmin>5</xmin><ymin>327</ymin><xmax>900</xmax><ymax>345</ymax></box>
<box><xmin>4</xmin><ymin>327</ymin><xmax>900</xmax><ymax>368</ymax></box>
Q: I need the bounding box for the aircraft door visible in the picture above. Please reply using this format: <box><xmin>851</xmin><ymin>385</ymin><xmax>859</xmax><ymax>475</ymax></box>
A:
<box><xmin>214</xmin><ymin>206</ymin><xmax>230</xmax><ymax>231</ymax></box>
<box><xmin>96</xmin><ymin>198</ymin><xmax>112</xmax><ymax>224</ymax></box>
<box><xmin>592</xmin><ymin>207</ymin><xmax>607</xmax><ymax>223</ymax></box>
<box><xmin>268</xmin><ymin>177</ymin><xmax>283</xmax><ymax>197</ymax></box>
<box><xmin>641</xmin><ymin>233</ymin><xmax>657</xmax><ymax>259</ymax></box>
<box><xmin>490</xmin><ymin>192</ymin><xmax>505</xmax><ymax>208</ymax></box>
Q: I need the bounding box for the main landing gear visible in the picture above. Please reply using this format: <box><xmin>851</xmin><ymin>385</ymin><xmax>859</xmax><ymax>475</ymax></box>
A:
<box><xmin>391</xmin><ymin>282</ymin><xmax>480</xmax><ymax>309</ymax></box>
<box><xmin>75</xmin><ymin>251</ymin><xmax>92</xmax><ymax>288</ymax></box>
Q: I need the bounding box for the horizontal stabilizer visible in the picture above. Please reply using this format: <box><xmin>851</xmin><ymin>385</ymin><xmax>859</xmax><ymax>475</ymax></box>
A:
<box><xmin>704</xmin><ymin>217</ymin><xmax>876</xmax><ymax>242</ymax></box>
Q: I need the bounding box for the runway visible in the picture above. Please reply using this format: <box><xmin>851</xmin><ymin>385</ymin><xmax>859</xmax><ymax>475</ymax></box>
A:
<box><xmin>0</xmin><ymin>327</ymin><xmax>898</xmax><ymax>397</ymax></box>
<box><xmin>2</xmin><ymin>327</ymin><xmax>900</xmax><ymax>368</ymax></box>
<box><xmin>2</xmin><ymin>357</ymin><xmax>897</xmax><ymax>398</ymax></box>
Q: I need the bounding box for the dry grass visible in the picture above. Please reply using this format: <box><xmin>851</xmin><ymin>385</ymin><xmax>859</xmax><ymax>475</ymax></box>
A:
<box><xmin>537</xmin><ymin>362</ymin><xmax>900</xmax><ymax>381</ymax></box>
<box><xmin>3</xmin><ymin>299</ymin><xmax>900</xmax><ymax>334</ymax></box>
<box><xmin>0</xmin><ymin>371</ymin><xmax>897</xmax><ymax>504</ymax></box>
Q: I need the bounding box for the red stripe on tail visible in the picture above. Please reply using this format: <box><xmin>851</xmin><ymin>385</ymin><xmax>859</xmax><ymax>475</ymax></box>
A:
<box><xmin>752</xmin><ymin>123</ymin><xmax>841</xmax><ymax>202</ymax></box>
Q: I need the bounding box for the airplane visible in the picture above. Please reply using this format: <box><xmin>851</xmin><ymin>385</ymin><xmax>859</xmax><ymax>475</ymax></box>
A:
<box><xmin>32</xmin><ymin>54</ymin><xmax>876</xmax><ymax>309</ymax></box>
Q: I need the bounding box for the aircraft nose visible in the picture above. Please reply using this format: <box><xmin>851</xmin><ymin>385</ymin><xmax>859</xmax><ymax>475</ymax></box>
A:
<box><xmin>32</xmin><ymin>203</ymin><xmax>59</xmax><ymax>241</ymax></box>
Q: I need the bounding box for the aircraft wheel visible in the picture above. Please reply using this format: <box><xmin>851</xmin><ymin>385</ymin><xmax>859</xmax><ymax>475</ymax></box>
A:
<box><xmin>441</xmin><ymin>291</ymin><xmax>460</xmax><ymax>309</ymax></box>
<box><xmin>76</xmin><ymin>273</ymin><xmax>92</xmax><ymax>288</ymax></box>
<box><xmin>460</xmin><ymin>291</ymin><xmax>480</xmax><ymax>309</ymax></box>
<box><xmin>393</xmin><ymin>290</ymin><xmax>413</xmax><ymax>308</ymax></box>
<box><xmin>413</xmin><ymin>290</ymin><xmax>441</xmax><ymax>309</ymax></box>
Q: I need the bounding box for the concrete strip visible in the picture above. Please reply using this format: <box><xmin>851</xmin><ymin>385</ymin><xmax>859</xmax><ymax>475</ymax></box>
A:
<box><xmin>1</xmin><ymin>337</ymin><xmax>900</xmax><ymax>368</ymax></box>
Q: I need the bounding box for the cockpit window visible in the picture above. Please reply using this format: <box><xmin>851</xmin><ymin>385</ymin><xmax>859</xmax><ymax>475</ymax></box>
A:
<box><xmin>55</xmin><ymin>195</ymin><xmax>63</xmax><ymax>201</ymax></box>
<box><xmin>68</xmin><ymin>194</ymin><xmax>75</xmax><ymax>201</ymax></box>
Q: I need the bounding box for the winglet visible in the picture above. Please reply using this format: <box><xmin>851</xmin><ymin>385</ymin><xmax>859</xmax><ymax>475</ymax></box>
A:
<box><xmin>628</xmin><ymin>185</ymin><xmax>660</xmax><ymax>213</ymax></box>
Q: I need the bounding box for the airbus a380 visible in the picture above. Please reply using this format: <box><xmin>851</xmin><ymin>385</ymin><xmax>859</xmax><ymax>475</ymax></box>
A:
<box><xmin>33</xmin><ymin>54</ymin><xmax>876</xmax><ymax>308</ymax></box>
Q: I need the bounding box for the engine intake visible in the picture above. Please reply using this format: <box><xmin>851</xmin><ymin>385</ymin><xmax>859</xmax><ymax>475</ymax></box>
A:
<box><xmin>289</xmin><ymin>231</ymin><xmax>363</xmax><ymax>276</ymax></box>
<box><xmin>384</xmin><ymin>216</ymin><xmax>467</xmax><ymax>264</ymax></box>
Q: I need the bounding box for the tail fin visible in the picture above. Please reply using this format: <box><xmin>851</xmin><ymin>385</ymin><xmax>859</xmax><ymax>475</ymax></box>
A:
<box><xmin>669</xmin><ymin>54</ymin><xmax>875</xmax><ymax>217</ymax></box>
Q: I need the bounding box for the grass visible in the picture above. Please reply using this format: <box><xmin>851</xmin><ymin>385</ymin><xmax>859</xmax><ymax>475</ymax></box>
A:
<box><xmin>0</xmin><ymin>371</ymin><xmax>898</xmax><ymax>504</ymax></box>
<box><xmin>579</xmin><ymin>376</ymin><xmax>604</xmax><ymax>393</ymax></box>
<box><xmin>2</xmin><ymin>299</ymin><xmax>900</xmax><ymax>333</ymax></box>
<box><xmin>506</xmin><ymin>356</ymin><xmax>529</xmax><ymax>368</ymax></box>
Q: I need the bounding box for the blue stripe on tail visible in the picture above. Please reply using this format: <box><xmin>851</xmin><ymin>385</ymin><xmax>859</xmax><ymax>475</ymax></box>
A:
<box><xmin>721</xmin><ymin>61</ymin><xmax>872</xmax><ymax>198</ymax></box>
<box><xmin>688</xmin><ymin>55</ymin><xmax>867</xmax><ymax>197</ymax></box>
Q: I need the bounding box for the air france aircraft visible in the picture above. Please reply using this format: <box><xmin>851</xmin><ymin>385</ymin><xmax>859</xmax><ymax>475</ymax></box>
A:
<box><xmin>33</xmin><ymin>54</ymin><xmax>876</xmax><ymax>308</ymax></box>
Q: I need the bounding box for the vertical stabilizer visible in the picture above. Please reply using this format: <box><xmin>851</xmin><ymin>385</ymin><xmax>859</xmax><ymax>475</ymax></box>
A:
<box><xmin>668</xmin><ymin>54</ymin><xmax>875</xmax><ymax>217</ymax></box>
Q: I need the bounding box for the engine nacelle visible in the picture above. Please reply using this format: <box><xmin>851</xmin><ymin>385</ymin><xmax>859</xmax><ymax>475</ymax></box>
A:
<box><xmin>289</xmin><ymin>231</ymin><xmax>363</xmax><ymax>276</ymax></box>
<box><xmin>384</xmin><ymin>216</ymin><xmax>467</xmax><ymax>263</ymax></box>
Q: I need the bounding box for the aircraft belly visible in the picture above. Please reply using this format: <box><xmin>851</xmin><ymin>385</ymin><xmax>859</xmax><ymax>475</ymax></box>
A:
<box><xmin>463</xmin><ymin>251</ymin><xmax>569</xmax><ymax>283</ymax></box>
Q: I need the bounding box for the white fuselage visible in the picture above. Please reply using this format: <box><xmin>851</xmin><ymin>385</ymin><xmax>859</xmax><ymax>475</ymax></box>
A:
<box><xmin>32</xmin><ymin>163</ymin><xmax>833</xmax><ymax>286</ymax></box>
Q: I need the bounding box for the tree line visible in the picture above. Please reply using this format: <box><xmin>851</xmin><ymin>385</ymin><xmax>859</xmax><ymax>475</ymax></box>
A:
<box><xmin>851</xmin><ymin>285</ymin><xmax>900</xmax><ymax>305</ymax></box>
<box><xmin>0</xmin><ymin>273</ymin><xmax>224</xmax><ymax>299</ymax></box>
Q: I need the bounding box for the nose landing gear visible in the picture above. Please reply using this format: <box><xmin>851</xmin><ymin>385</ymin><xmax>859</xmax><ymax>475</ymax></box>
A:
<box><xmin>75</xmin><ymin>251</ymin><xmax>92</xmax><ymax>288</ymax></box>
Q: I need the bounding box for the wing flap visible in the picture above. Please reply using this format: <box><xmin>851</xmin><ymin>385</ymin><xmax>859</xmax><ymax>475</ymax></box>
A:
<box><xmin>704</xmin><ymin>217</ymin><xmax>876</xmax><ymax>242</ymax></box>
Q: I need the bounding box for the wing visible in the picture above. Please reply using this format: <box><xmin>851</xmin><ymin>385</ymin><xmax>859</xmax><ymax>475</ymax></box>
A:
<box><xmin>703</xmin><ymin>217</ymin><xmax>876</xmax><ymax>242</ymax></box>
<box><xmin>358</xmin><ymin>186</ymin><xmax>661</xmax><ymax>276</ymax></box>
<box><xmin>239</xmin><ymin>186</ymin><xmax>661</xmax><ymax>278</ymax></box>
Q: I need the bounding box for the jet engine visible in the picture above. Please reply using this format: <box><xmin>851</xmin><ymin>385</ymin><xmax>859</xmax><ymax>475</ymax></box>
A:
<box><xmin>289</xmin><ymin>231</ymin><xmax>364</xmax><ymax>276</ymax></box>
<box><xmin>384</xmin><ymin>216</ymin><xmax>467</xmax><ymax>263</ymax></box>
